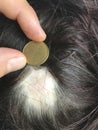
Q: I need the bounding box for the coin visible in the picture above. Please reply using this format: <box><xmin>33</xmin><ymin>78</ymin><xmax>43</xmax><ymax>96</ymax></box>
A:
<box><xmin>23</xmin><ymin>41</ymin><xmax>49</xmax><ymax>66</ymax></box>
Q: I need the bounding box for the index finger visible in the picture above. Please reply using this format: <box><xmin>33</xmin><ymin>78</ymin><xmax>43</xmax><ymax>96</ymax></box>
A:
<box><xmin>0</xmin><ymin>0</ymin><xmax>46</xmax><ymax>41</ymax></box>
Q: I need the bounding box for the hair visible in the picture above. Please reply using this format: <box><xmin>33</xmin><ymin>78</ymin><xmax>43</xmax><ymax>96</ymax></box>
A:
<box><xmin>0</xmin><ymin>0</ymin><xmax>98</xmax><ymax>130</ymax></box>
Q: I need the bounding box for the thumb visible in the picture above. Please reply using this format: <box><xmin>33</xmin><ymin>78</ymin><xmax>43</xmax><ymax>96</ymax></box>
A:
<box><xmin>0</xmin><ymin>48</ymin><xmax>26</xmax><ymax>78</ymax></box>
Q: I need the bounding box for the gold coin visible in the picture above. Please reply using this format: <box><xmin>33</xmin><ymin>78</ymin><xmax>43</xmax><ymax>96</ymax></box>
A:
<box><xmin>23</xmin><ymin>41</ymin><xmax>49</xmax><ymax>66</ymax></box>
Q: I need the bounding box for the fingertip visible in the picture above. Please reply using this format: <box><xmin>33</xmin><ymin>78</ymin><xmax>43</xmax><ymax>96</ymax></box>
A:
<box><xmin>7</xmin><ymin>55</ymin><xmax>26</xmax><ymax>73</ymax></box>
<box><xmin>26</xmin><ymin>26</ymin><xmax>47</xmax><ymax>42</ymax></box>
<box><xmin>17</xmin><ymin>1</ymin><xmax>46</xmax><ymax>42</ymax></box>
<box><xmin>0</xmin><ymin>48</ymin><xmax>26</xmax><ymax>78</ymax></box>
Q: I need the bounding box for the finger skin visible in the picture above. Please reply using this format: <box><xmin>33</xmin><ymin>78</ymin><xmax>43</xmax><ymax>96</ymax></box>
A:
<box><xmin>0</xmin><ymin>0</ymin><xmax>46</xmax><ymax>41</ymax></box>
<box><xmin>0</xmin><ymin>0</ymin><xmax>46</xmax><ymax>77</ymax></box>
<box><xmin>0</xmin><ymin>48</ymin><xmax>26</xmax><ymax>78</ymax></box>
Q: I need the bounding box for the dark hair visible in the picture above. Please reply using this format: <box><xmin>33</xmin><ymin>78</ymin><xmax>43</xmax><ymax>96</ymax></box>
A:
<box><xmin>0</xmin><ymin>0</ymin><xmax>98</xmax><ymax>130</ymax></box>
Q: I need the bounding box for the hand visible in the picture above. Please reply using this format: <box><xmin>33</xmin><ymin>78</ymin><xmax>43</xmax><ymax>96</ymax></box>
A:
<box><xmin>0</xmin><ymin>0</ymin><xmax>46</xmax><ymax>77</ymax></box>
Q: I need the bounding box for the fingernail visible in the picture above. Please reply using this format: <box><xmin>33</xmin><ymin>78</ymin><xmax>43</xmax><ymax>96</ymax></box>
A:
<box><xmin>39</xmin><ymin>27</ymin><xmax>46</xmax><ymax>41</ymax></box>
<box><xmin>7</xmin><ymin>56</ymin><xmax>26</xmax><ymax>73</ymax></box>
